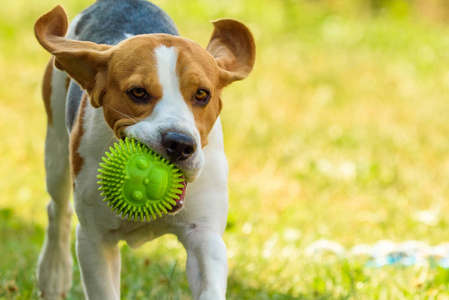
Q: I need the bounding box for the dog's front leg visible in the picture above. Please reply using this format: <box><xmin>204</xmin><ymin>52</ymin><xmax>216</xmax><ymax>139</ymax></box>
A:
<box><xmin>179</xmin><ymin>229</ymin><xmax>228</xmax><ymax>300</ymax></box>
<box><xmin>76</xmin><ymin>225</ymin><xmax>121</xmax><ymax>300</ymax></box>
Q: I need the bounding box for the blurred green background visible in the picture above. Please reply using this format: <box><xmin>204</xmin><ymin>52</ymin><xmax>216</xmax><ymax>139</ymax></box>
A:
<box><xmin>2</xmin><ymin>0</ymin><xmax>449</xmax><ymax>298</ymax></box>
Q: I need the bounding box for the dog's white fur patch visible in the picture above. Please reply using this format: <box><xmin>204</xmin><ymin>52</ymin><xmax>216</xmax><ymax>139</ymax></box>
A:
<box><xmin>125</xmin><ymin>46</ymin><xmax>204</xmax><ymax>181</ymax></box>
<box><xmin>124</xmin><ymin>33</ymin><xmax>134</xmax><ymax>39</ymax></box>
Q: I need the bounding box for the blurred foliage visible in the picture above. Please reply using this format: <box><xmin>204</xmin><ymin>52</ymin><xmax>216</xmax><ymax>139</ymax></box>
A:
<box><xmin>2</xmin><ymin>0</ymin><xmax>449</xmax><ymax>298</ymax></box>
<box><xmin>307</xmin><ymin>0</ymin><xmax>449</xmax><ymax>22</ymax></box>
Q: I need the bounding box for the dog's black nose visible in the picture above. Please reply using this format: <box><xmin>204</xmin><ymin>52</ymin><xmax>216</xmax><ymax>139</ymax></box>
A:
<box><xmin>161</xmin><ymin>132</ymin><xmax>196</xmax><ymax>162</ymax></box>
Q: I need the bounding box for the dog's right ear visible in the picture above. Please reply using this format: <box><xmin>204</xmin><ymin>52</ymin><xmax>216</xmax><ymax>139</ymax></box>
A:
<box><xmin>206</xmin><ymin>19</ymin><xmax>256</xmax><ymax>88</ymax></box>
<box><xmin>34</xmin><ymin>6</ymin><xmax>112</xmax><ymax>108</ymax></box>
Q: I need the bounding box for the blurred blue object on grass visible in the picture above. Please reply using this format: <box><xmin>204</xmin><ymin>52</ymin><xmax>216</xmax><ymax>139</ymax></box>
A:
<box><xmin>305</xmin><ymin>239</ymin><xmax>449</xmax><ymax>268</ymax></box>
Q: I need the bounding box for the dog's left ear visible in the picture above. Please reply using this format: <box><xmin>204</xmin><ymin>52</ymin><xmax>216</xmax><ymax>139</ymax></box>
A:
<box><xmin>34</xmin><ymin>6</ymin><xmax>112</xmax><ymax>108</ymax></box>
<box><xmin>206</xmin><ymin>19</ymin><xmax>256</xmax><ymax>87</ymax></box>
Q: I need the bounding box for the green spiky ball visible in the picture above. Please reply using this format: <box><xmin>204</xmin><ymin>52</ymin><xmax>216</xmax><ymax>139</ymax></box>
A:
<box><xmin>97</xmin><ymin>137</ymin><xmax>185</xmax><ymax>221</ymax></box>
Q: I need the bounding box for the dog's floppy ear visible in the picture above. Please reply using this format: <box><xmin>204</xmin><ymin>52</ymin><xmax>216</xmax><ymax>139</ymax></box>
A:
<box><xmin>206</xmin><ymin>19</ymin><xmax>256</xmax><ymax>87</ymax></box>
<box><xmin>34</xmin><ymin>6</ymin><xmax>112</xmax><ymax>108</ymax></box>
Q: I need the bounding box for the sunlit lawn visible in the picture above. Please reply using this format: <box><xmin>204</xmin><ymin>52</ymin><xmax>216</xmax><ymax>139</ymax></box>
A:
<box><xmin>2</xmin><ymin>0</ymin><xmax>449</xmax><ymax>299</ymax></box>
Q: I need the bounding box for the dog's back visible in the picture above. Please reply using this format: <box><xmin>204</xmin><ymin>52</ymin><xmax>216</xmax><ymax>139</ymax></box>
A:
<box><xmin>73</xmin><ymin>0</ymin><xmax>178</xmax><ymax>44</ymax></box>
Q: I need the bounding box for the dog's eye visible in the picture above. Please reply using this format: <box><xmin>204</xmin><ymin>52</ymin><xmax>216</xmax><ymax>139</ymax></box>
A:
<box><xmin>195</xmin><ymin>89</ymin><xmax>210</xmax><ymax>104</ymax></box>
<box><xmin>131</xmin><ymin>88</ymin><xmax>146</xmax><ymax>98</ymax></box>
<box><xmin>127</xmin><ymin>88</ymin><xmax>150</xmax><ymax>103</ymax></box>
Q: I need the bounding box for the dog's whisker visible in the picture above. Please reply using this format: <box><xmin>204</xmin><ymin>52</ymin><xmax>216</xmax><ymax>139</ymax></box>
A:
<box><xmin>98</xmin><ymin>134</ymin><xmax>118</xmax><ymax>160</ymax></box>
<box><xmin>103</xmin><ymin>104</ymin><xmax>139</xmax><ymax>124</ymax></box>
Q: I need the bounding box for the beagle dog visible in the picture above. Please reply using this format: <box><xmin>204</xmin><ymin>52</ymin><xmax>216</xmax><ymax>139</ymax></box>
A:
<box><xmin>34</xmin><ymin>1</ymin><xmax>255</xmax><ymax>299</ymax></box>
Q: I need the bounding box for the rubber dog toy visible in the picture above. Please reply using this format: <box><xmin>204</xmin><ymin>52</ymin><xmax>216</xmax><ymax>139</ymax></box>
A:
<box><xmin>97</xmin><ymin>137</ymin><xmax>185</xmax><ymax>221</ymax></box>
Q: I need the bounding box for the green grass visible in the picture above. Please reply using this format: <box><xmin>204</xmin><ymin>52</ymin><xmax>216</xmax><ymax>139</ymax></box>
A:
<box><xmin>2</xmin><ymin>0</ymin><xmax>449</xmax><ymax>299</ymax></box>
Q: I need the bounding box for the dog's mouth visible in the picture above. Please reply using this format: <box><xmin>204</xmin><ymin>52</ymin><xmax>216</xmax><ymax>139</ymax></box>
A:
<box><xmin>168</xmin><ymin>179</ymin><xmax>187</xmax><ymax>214</ymax></box>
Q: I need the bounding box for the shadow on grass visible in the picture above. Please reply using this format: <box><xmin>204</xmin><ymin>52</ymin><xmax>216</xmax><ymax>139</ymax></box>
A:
<box><xmin>227</xmin><ymin>275</ymin><xmax>305</xmax><ymax>300</ymax></box>
<box><xmin>120</xmin><ymin>243</ymin><xmax>304</xmax><ymax>299</ymax></box>
<box><xmin>1</xmin><ymin>207</ymin><xmax>303</xmax><ymax>299</ymax></box>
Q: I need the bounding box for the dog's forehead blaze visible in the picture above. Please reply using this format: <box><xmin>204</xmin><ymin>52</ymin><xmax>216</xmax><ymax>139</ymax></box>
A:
<box><xmin>102</xmin><ymin>36</ymin><xmax>223</xmax><ymax>144</ymax></box>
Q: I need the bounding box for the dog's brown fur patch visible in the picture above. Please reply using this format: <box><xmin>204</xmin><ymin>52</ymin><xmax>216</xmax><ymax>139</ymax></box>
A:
<box><xmin>70</xmin><ymin>94</ymin><xmax>88</xmax><ymax>180</ymax></box>
<box><xmin>42</xmin><ymin>58</ymin><xmax>54</xmax><ymax>125</ymax></box>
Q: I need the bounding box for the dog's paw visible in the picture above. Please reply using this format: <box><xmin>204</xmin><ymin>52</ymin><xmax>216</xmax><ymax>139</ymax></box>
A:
<box><xmin>37</xmin><ymin>240</ymin><xmax>73</xmax><ymax>299</ymax></box>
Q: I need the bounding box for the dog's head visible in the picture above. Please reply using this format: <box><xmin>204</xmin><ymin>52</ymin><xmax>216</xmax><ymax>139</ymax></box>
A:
<box><xmin>35</xmin><ymin>6</ymin><xmax>255</xmax><ymax>182</ymax></box>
